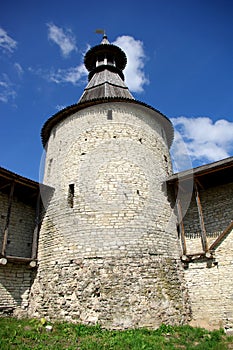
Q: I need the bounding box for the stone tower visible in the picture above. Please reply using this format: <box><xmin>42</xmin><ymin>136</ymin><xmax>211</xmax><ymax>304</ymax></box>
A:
<box><xmin>28</xmin><ymin>34</ymin><xmax>190</xmax><ymax>328</ymax></box>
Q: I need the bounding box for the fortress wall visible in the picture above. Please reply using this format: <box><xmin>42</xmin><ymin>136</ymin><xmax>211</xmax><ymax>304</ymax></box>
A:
<box><xmin>184</xmin><ymin>226</ymin><xmax>233</xmax><ymax>330</ymax></box>
<box><xmin>28</xmin><ymin>102</ymin><xmax>190</xmax><ymax>328</ymax></box>
<box><xmin>29</xmin><ymin>256</ymin><xmax>190</xmax><ymax>329</ymax></box>
<box><xmin>182</xmin><ymin>182</ymin><xmax>233</xmax><ymax>330</ymax></box>
<box><xmin>0</xmin><ymin>192</ymin><xmax>35</xmax><ymax>258</ymax></box>
<box><xmin>0</xmin><ymin>190</ymin><xmax>35</xmax><ymax>258</ymax></box>
<box><xmin>183</xmin><ymin>182</ymin><xmax>233</xmax><ymax>255</ymax></box>
<box><xmin>0</xmin><ymin>263</ymin><xmax>35</xmax><ymax>315</ymax></box>
<box><xmin>39</xmin><ymin>102</ymin><xmax>177</xmax><ymax>262</ymax></box>
<box><xmin>0</xmin><ymin>187</ymin><xmax>36</xmax><ymax>314</ymax></box>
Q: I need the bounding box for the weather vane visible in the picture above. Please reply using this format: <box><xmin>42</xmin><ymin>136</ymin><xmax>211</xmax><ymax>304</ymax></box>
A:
<box><xmin>95</xmin><ymin>29</ymin><xmax>106</xmax><ymax>36</ymax></box>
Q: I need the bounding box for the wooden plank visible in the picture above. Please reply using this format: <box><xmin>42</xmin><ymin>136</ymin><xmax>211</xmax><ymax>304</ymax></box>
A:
<box><xmin>209</xmin><ymin>221</ymin><xmax>233</xmax><ymax>251</ymax></box>
<box><xmin>194</xmin><ymin>181</ymin><xmax>208</xmax><ymax>252</ymax></box>
<box><xmin>195</xmin><ymin>177</ymin><xmax>204</xmax><ymax>190</ymax></box>
<box><xmin>6</xmin><ymin>255</ymin><xmax>36</xmax><ymax>264</ymax></box>
<box><xmin>31</xmin><ymin>191</ymin><xmax>41</xmax><ymax>259</ymax></box>
<box><xmin>1</xmin><ymin>181</ymin><xmax>15</xmax><ymax>256</ymax></box>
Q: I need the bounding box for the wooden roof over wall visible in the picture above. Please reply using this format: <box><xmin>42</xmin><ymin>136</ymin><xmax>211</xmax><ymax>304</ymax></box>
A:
<box><xmin>0</xmin><ymin>167</ymin><xmax>39</xmax><ymax>206</ymax></box>
<box><xmin>167</xmin><ymin>156</ymin><xmax>233</xmax><ymax>190</ymax></box>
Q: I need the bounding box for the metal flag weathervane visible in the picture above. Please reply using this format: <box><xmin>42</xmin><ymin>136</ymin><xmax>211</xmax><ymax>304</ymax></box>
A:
<box><xmin>95</xmin><ymin>29</ymin><xmax>106</xmax><ymax>35</ymax></box>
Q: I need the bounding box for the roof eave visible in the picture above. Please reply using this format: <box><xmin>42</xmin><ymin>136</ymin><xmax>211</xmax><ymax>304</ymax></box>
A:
<box><xmin>167</xmin><ymin>156</ymin><xmax>233</xmax><ymax>184</ymax></box>
<box><xmin>41</xmin><ymin>98</ymin><xmax>174</xmax><ymax>148</ymax></box>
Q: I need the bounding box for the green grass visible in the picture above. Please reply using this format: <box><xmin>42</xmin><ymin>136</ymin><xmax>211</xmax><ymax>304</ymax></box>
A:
<box><xmin>0</xmin><ymin>317</ymin><xmax>232</xmax><ymax>349</ymax></box>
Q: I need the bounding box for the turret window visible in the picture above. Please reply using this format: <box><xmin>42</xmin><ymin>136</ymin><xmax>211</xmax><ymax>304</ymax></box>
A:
<box><xmin>107</xmin><ymin>110</ymin><xmax>113</xmax><ymax>120</ymax></box>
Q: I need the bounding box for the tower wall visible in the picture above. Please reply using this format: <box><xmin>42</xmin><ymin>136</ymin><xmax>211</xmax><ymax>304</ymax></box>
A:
<box><xmin>28</xmin><ymin>102</ymin><xmax>190</xmax><ymax>328</ymax></box>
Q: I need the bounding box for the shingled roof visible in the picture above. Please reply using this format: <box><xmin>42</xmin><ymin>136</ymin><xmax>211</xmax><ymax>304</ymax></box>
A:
<box><xmin>41</xmin><ymin>34</ymin><xmax>174</xmax><ymax>148</ymax></box>
<box><xmin>78</xmin><ymin>34</ymin><xmax>134</xmax><ymax>103</ymax></box>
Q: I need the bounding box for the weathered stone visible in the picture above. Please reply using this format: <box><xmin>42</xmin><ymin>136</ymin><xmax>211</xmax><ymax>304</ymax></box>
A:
<box><xmin>27</xmin><ymin>101</ymin><xmax>190</xmax><ymax>329</ymax></box>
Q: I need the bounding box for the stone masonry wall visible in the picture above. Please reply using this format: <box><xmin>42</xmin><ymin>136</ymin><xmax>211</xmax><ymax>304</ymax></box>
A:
<box><xmin>183</xmin><ymin>182</ymin><xmax>233</xmax><ymax>254</ymax></box>
<box><xmin>0</xmin><ymin>188</ymin><xmax>36</xmax><ymax>314</ymax></box>
<box><xmin>28</xmin><ymin>101</ymin><xmax>189</xmax><ymax>328</ymax></box>
<box><xmin>0</xmin><ymin>190</ymin><xmax>35</xmax><ymax>258</ymax></box>
<box><xmin>184</xmin><ymin>226</ymin><xmax>233</xmax><ymax>330</ymax></box>
<box><xmin>182</xmin><ymin>182</ymin><xmax>233</xmax><ymax>330</ymax></box>
<box><xmin>29</xmin><ymin>256</ymin><xmax>190</xmax><ymax>329</ymax></box>
<box><xmin>0</xmin><ymin>263</ymin><xmax>35</xmax><ymax>315</ymax></box>
<box><xmin>38</xmin><ymin>102</ymin><xmax>177</xmax><ymax>261</ymax></box>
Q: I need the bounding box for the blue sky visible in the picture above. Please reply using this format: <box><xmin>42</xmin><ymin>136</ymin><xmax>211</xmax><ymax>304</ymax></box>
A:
<box><xmin>0</xmin><ymin>0</ymin><xmax>232</xmax><ymax>180</ymax></box>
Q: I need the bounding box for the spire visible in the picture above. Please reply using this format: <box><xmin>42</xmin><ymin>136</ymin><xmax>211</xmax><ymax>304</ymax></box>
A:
<box><xmin>101</xmin><ymin>34</ymin><xmax>109</xmax><ymax>45</ymax></box>
<box><xmin>78</xmin><ymin>33</ymin><xmax>134</xmax><ymax>103</ymax></box>
<box><xmin>95</xmin><ymin>29</ymin><xmax>110</xmax><ymax>44</ymax></box>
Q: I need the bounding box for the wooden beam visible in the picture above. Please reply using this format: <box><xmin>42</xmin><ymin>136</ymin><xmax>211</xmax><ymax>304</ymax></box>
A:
<box><xmin>209</xmin><ymin>221</ymin><xmax>233</xmax><ymax>251</ymax></box>
<box><xmin>194</xmin><ymin>181</ymin><xmax>208</xmax><ymax>252</ymax></box>
<box><xmin>195</xmin><ymin>177</ymin><xmax>204</xmax><ymax>190</ymax></box>
<box><xmin>174</xmin><ymin>183</ymin><xmax>187</xmax><ymax>256</ymax></box>
<box><xmin>31</xmin><ymin>191</ymin><xmax>41</xmax><ymax>259</ymax></box>
<box><xmin>0</xmin><ymin>183</ymin><xmax>11</xmax><ymax>191</ymax></box>
<box><xmin>1</xmin><ymin>181</ymin><xmax>15</xmax><ymax>256</ymax></box>
<box><xmin>177</xmin><ymin>199</ymin><xmax>187</xmax><ymax>255</ymax></box>
<box><xmin>0</xmin><ymin>257</ymin><xmax>7</xmax><ymax>265</ymax></box>
<box><xmin>6</xmin><ymin>255</ymin><xmax>36</xmax><ymax>264</ymax></box>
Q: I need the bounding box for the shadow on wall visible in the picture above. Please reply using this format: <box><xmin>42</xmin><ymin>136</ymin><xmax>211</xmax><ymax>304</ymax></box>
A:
<box><xmin>0</xmin><ymin>264</ymin><xmax>36</xmax><ymax>315</ymax></box>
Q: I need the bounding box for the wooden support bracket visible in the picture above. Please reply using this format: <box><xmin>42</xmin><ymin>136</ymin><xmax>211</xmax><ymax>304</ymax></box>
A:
<box><xmin>209</xmin><ymin>221</ymin><xmax>233</xmax><ymax>251</ymax></box>
<box><xmin>1</xmin><ymin>181</ymin><xmax>15</xmax><ymax>256</ymax></box>
<box><xmin>177</xmin><ymin>199</ymin><xmax>187</xmax><ymax>256</ymax></box>
<box><xmin>194</xmin><ymin>181</ymin><xmax>208</xmax><ymax>253</ymax></box>
<box><xmin>31</xmin><ymin>191</ymin><xmax>41</xmax><ymax>259</ymax></box>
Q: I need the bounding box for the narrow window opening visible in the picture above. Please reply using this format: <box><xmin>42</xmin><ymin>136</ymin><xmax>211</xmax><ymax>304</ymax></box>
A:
<box><xmin>107</xmin><ymin>110</ymin><xmax>113</xmax><ymax>120</ymax></box>
<box><xmin>176</xmin><ymin>223</ymin><xmax>180</xmax><ymax>238</ymax></box>
<box><xmin>47</xmin><ymin>158</ymin><xmax>53</xmax><ymax>176</ymax></box>
<box><xmin>68</xmin><ymin>184</ymin><xmax>75</xmax><ymax>208</ymax></box>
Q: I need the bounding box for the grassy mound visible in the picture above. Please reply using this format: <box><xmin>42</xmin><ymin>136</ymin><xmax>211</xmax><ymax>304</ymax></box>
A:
<box><xmin>0</xmin><ymin>317</ymin><xmax>232</xmax><ymax>349</ymax></box>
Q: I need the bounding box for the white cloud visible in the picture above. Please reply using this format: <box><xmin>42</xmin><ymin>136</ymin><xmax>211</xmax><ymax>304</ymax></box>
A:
<box><xmin>48</xmin><ymin>63</ymin><xmax>87</xmax><ymax>84</ymax></box>
<box><xmin>47</xmin><ymin>23</ymin><xmax>77</xmax><ymax>57</ymax></box>
<box><xmin>170</xmin><ymin>130</ymin><xmax>193</xmax><ymax>172</ymax></box>
<box><xmin>55</xmin><ymin>104</ymin><xmax>67</xmax><ymax>111</ymax></box>
<box><xmin>113</xmin><ymin>35</ymin><xmax>149</xmax><ymax>93</ymax></box>
<box><xmin>41</xmin><ymin>34</ymin><xmax>148</xmax><ymax>91</ymax></box>
<box><xmin>0</xmin><ymin>74</ymin><xmax>16</xmax><ymax>103</ymax></box>
<box><xmin>14</xmin><ymin>62</ymin><xmax>24</xmax><ymax>76</ymax></box>
<box><xmin>171</xmin><ymin>116</ymin><xmax>233</xmax><ymax>171</ymax></box>
<box><xmin>0</xmin><ymin>27</ymin><xmax>17</xmax><ymax>53</ymax></box>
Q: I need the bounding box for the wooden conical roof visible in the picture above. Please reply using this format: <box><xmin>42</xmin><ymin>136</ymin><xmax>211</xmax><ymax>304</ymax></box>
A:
<box><xmin>78</xmin><ymin>34</ymin><xmax>134</xmax><ymax>103</ymax></box>
<box><xmin>41</xmin><ymin>34</ymin><xmax>174</xmax><ymax>149</ymax></box>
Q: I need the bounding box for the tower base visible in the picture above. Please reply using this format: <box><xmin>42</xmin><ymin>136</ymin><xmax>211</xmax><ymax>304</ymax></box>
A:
<box><xmin>28</xmin><ymin>256</ymin><xmax>191</xmax><ymax>329</ymax></box>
